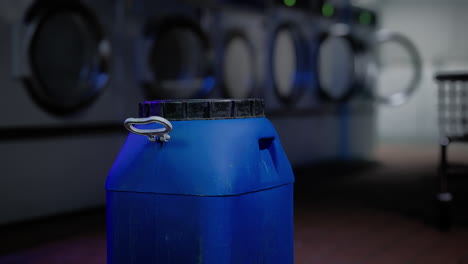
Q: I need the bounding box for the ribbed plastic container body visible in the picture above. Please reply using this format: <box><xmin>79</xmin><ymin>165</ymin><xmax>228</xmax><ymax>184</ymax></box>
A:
<box><xmin>106</xmin><ymin>117</ymin><xmax>294</xmax><ymax>264</ymax></box>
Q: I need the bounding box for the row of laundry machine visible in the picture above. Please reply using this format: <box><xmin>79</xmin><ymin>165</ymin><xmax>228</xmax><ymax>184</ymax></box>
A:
<box><xmin>0</xmin><ymin>0</ymin><xmax>422</xmax><ymax>224</ymax></box>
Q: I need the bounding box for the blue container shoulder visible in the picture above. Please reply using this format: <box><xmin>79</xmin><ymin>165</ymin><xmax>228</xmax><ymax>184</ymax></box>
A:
<box><xmin>106</xmin><ymin>117</ymin><xmax>294</xmax><ymax>196</ymax></box>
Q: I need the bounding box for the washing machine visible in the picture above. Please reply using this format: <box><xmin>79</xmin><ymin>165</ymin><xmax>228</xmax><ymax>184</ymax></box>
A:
<box><xmin>117</xmin><ymin>0</ymin><xmax>216</xmax><ymax>117</ymax></box>
<box><xmin>208</xmin><ymin>0</ymin><xmax>266</xmax><ymax>100</ymax></box>
<box><xmin>264</xmin><ymin>0</ymin><xmax>320</xmax><ymax>114</ymax></box>
<box><xmin>262</xmin><ymin>0</ymin><xmax>359</xmax><ymax>165</ymax></box>
<box><xmin>265</xmin><ymin>1</ymin><xmax>421</xmax><ymax>166</ymax></box>
<box><xmin>307</xmin><ymin>3</ymin><xmax>378</xmax><ymax>162</ymax></box>
<box><xmin>0</xmin><ymin>0</ymin><xmax>125</xmax><ymax>224</ymax></box>
<box><xmin>349</xmin><ymin>5</ymin><xmax>422</xmax><ymax>106</ymax></box>
<box><xmin>6</xmin><ymin>0</ymin><xmax>120</xmax><ymax>126</ymax></box>
<box><xmin>313</xmin><ymin>3</ymin><xmax>422</xmax><ymax>161</ymax></box>
<box><xmin>348</xmin><ymin>5</ymin><xmax>421</xmax><ymax>158</ymax></box>
<box><xmin>261</xmin><ymin>0</ymin><xmax>339</xmax><ymax>165</ymax></box>
<box><xmin>315</xmin><ymin>2</ymin><xmax>357</xmax><ymax>103</ymax></box>
<box><xmin>316</xmin><ymin>4</ymin><xmax>422</xmax><ymax>105</ymax></box>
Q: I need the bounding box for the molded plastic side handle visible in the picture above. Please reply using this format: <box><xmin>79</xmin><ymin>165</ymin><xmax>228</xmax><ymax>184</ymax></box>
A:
<box><xmin>258</xmin><ymin>137</ymin><xmax>278</xmax><ymax>170</ymax></box>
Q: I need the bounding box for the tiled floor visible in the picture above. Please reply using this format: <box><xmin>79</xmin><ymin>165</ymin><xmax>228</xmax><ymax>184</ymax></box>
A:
<box><xmin>1</xmin><ymin>143</ymin><xmax>468</xmax><ymax>264</ymax></box>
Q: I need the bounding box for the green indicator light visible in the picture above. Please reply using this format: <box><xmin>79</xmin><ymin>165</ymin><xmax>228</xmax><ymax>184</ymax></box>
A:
<box><xmin>359</xmin><ymin>11</ymin><xmax>372</xmax><ymax>25</ymax></box>
<box><xmin>284</xmin><ymin>0</ymin><xmax>296</xmax><ymax>7</ymax></box>
<box><xmin>322</xmin><ymin>3</ymin><xmax>334</xmax><ymax>17</ymax></box>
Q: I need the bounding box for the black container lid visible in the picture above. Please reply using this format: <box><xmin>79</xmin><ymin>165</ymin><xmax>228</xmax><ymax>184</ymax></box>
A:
<box><xmin>139</xmin><ymin>99</ymin><xmax>265</xmax><ymax>120</ymax></box>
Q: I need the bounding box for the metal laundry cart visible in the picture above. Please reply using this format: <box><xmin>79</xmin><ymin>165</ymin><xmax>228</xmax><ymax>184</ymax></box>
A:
<box><xmin>435</xmin><ymin>72</ymin><xmax>468</xmax><ymax>229</ymax></box>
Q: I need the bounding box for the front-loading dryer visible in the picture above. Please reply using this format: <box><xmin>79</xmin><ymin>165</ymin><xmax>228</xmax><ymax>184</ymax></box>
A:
<box><xmin>0</xmin><ymin>0</ymin><xmax>125</xmax><ymax>224</ymax></box>
<box><xmin>209</xmin><ymin>0</ymin><xmax>266</xmax><ymax>100</ymax></box>
<box><xmin>117</xmin><ymin>0</ymin><xmax>216</xmax><ymax>117</ymax></box>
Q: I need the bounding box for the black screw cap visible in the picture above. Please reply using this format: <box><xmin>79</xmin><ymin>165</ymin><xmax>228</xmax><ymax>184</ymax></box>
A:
<box><xmin>139</xmin><ymin>99</ymin><xmax>265</xmax><ymax>120</ymax></box>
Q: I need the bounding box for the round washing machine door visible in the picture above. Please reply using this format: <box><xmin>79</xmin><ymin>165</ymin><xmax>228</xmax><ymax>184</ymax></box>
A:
<box><xmin>370</xmin><ymin>30</ymin><xmax>422</xmax><ymax>106</ymax></box>
<box><xmin>21</xmin><ymin>1</ymin><xmax>110</xmax><ymax>115</ymax></box>
<box><xmin>143</xmin><ymin>19</ymin><xmax>214</xmax><ymax>99</ymax></box>
<box><xmin>222</xmin><ymin>31</ymin><xmax>256</xmax><ymax>99</ymax></box>
<box><xmin>317</xmin><ymin>24</ymin><xmax>356</xmax><ymax>102</ymax></box>
<box><xmin>270</xmin><ymin>23</ymin><xmax>308</xmax><ymax>105</ymax></box>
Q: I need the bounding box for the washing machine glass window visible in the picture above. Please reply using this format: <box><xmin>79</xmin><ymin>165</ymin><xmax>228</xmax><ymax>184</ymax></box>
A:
<box><xmin>29</xmin><ymin>9</ymin><xmax>109</xmax><ymax>114</ymax></box>
<box><xmin>372</xmin><ymin>31</ymin><xmax>422</xmax><ymax>106</ymax></box>
<box><xmin>148</xmin><ymin>26</ymin><xmax>208</xmax><ymax>99</ymax></box>
<box><xmin>318</xmin><ymin>36</ymin><xmax>354</xmax><ymax>101</ymax></box>
<box><xmin>272</xmin><ymin>25</ymin><xmax>307</xmax><ymax>103</ymax></box>
<box><xmin>223</xmin><ymin>33</ymin><xmax>255</xmax><ymax>99</ymax></box>
<box><xmin>375</xmin><ymin>41</ymin><xmax>412</xmax><ymax>98</ymax></box>
<box><xmin>274</xmin><ymin>29</ymin><xmax>296</xmax><ymax>98</ymax></box>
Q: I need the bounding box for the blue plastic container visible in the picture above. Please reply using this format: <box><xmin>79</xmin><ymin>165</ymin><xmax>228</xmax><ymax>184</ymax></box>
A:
<box><xmin>106</xmin><ymin>99</ymin><xmax>294</xmax><ymax>264</ymax></box>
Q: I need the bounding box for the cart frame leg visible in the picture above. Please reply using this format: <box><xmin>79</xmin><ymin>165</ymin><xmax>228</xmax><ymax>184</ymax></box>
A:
<box><xmin>437</xmin><ymin>138</ymin><xmax>452</xmax><ymax>230</ymax></box>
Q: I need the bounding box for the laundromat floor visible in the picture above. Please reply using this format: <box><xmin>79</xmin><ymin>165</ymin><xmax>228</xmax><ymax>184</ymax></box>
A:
<box><xmin>2</xmin><ymin>143</ymin><xmax>468</xmax><ymax>264</ymax></box>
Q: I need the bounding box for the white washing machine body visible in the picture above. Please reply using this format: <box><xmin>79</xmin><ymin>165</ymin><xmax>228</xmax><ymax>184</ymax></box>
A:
<box><xmin>117</xmin><ymin>0</ymin><xmax>216</xmax><ymax>117</ymax></box>
<box><xmin>208</xmin><ymin>0</ymin><xmax>266</xmax><ymax>100</ymax></box>
<box><xmin>0</xmin><ymin>0</ymin><xmax>126</xmax><ymax>225</ymax></box>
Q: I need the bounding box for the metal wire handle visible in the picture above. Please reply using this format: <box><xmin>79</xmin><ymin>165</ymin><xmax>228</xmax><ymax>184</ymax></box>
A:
<box><xmin>124</xmin><ymin>116</ymin><xmax>172</xmax><ymax>142</ymax></box>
